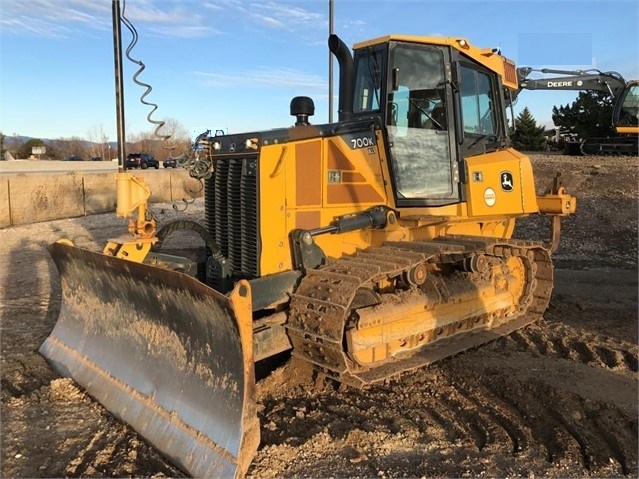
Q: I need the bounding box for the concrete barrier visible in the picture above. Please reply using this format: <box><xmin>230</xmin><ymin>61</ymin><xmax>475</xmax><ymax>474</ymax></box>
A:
<box><xmin>9</xmin><ymin>173</ymin><xmax>85</xmax><ymax>225</ymax></box>
<box><xmin>1</xmin><ymin>169</ymin><xmax>204</xmax><ymax>228</ymax></box>
<box><xmin>83</xmin><ymin>173</ymin><xmax>118</xmax><ymax>215</ymax></box>
<box><xmin>0</xmin><ymin>179</ymin><xmax>10</xmax><ymax>228</ymax></box>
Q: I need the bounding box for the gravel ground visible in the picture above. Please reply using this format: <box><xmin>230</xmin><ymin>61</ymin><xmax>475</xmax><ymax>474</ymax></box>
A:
<box><xmin>0</xmin><ymin>153</ymin><xmax>637</xmax><ymax>478</ymax></box>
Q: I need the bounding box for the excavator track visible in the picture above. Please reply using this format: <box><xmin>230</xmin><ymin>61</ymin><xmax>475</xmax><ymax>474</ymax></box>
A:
<box><xmin>286</xmin><ymin>236</ymin><xmax>552</xmax><ymax>388</ymax></box>
<box><xmin>580</xmin><ymin>136</ymin><xmax>638</xmax><ymax>156</ymax></box>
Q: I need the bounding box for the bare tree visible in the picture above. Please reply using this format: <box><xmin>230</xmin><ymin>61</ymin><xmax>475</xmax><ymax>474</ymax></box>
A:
<box><xmin>87</xmin><ymin>123</ymin><xmax>110</xmax><ymax>160</ymax></box>
<box><xmin>157</xmin><ymin>117</ymin><xmax>192</xmax><ymax>159</ymax></box>
<box><xmin>130</xmin><ymin>117</ymin><xmax>192</xmax><ymax>160</ymax></box>
<box><xmin>158</xmin><ymin>117</ymin><xmax>190</xmax><ymax>142</ymax></box>
<box><xmin>128</xmin><ymin>130</ymin><xmax>154</xmax><ymax>155</ymax></box>
<box><xmin>56</xmin><ymin>136</ymin><xmax>89</xmax><ymax>159</ymax></box>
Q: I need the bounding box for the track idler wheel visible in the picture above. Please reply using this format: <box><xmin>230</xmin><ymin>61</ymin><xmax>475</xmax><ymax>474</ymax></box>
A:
<box><xmin>404</xmin><ymin>263</ymin><xmax>428</xmax><ymax>285</ymax></box>
<box><xmin>461</xmin><ymin>254</ymin><xmax>489</xmax><ymax>273</ymax></box>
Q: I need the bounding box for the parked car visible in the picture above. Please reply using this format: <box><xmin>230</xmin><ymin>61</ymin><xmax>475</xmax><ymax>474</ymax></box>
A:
<box><xmin>64</xmin><ymin>155</ymin><xmax>84</xmax><ymax>161</ymax></box>
<box><xmin>126</xmin><ymin>152</ymin><xmax>159</xmax><ymax>169</ymax></box>
<box><xmin>90</xmin><ymin>156</ymin><xmax>102</xmax><ymax>161</ymax></box>
<box><xmin>163</xmin><ymin>157</ymin><xmax>178</xmax><ymax>168</ymax></box>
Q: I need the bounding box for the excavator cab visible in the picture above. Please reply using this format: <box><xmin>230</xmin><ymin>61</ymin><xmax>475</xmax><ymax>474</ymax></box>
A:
<box><xmin>614</xmin><ymin>80</ymin><xmax>639</xmax><ymax>132</ymax></box>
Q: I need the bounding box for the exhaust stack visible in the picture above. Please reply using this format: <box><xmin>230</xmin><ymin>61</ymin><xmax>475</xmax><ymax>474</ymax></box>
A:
<box><xmin>328</xmin><ymin>34</ymin><xmax>354</xmax><ymax>122</ymax></box>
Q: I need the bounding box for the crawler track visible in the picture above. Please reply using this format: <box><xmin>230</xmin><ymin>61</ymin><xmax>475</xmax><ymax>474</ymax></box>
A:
<box><xmin>286</xmin><ymin>236</ymin><xmax>552</xmax><ymax>387</ymax></box>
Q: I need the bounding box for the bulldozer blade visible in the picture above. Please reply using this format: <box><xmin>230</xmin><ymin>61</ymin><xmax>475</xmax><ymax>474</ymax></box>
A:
<box><xmin>40</xmin><ymin>241</ymin><xmax>259</xmax><ymax>478</ymax></box>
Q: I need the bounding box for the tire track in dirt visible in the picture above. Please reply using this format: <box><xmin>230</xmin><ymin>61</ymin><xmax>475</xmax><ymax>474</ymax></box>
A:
<box><xmin>480</xmin><ymin>374</ymin><xmax>591</xmax><ymax>468</ymax></box>
<box><xmin>500</xmin><ymin>321</ymin><xmax>638</xmax><ymax>373</ymax></box>
<box><xmin>440</xmin><ymin>362</ymin><xmax>627</xmax><ymax>474</ymax></box>
<box><xmin>253</xmin><ymin>299</ymin><xmax>637</xmax><ymax>478</ymax></box>
<box><xmin>449</xmin><ymin>317</ymin><xmax>637</xmax><ymax>475</ymax></box>
<box><xmin>450</xmin><ymin>380</ymin><xmax>531</xmax><ymax>455</ymax></box>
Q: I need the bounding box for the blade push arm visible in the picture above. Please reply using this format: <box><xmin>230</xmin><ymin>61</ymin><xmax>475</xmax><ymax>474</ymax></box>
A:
<box><xmin>536</xmin><ymin>173</ymin><xmax>577</xmax><ymax>253</ymax></box>
<box><xmin>103</xmin><ymin>173</ymin><xmax>158</xmax><ymax>261</ymax></box>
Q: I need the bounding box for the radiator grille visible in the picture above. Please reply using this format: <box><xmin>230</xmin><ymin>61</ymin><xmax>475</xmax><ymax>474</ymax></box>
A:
<box><xmin>205</xmin><ymin>155</ymin><xmax>259</xmax><ymax>278</ymax></box>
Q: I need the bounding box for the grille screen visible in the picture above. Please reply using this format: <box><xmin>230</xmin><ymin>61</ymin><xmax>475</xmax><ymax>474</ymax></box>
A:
<box><xmin>205</xmin><ymin>155</ymin><xmax>259</xmax><ymax>278</ymax></box>
<box><xmin>503</xmin><ymin>58</ymin><xmax>517</xmax><ymax>85</ymax></box>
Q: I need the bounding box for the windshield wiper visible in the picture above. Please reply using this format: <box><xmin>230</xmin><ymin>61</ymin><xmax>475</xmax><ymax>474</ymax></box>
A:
<box><xmin>407</xmin><ymin>98</ymin><xmax>445</xmax><ymax>131</ymax></box>
<box><xmin>467</xmin><ymin>134</ymin><xmax>498</xmax><ymax>149</ymax></box>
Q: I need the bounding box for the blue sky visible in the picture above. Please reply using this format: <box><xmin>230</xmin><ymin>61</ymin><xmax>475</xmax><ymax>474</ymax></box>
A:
<box><xmin>1</xmin><ymin>0</ymin><xmax>637</xmax><ymax>142</ymax></box>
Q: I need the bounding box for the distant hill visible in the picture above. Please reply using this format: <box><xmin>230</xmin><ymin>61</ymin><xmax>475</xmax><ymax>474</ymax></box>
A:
<box><xmin>5</xmin><ymin>136</ymin><xmax>118</xmax><ymax>149</ymax></box>
<box><xmin>2</xmin><ymin>134</ymin><xmax>174</xmax><ymax>161</ymax></box>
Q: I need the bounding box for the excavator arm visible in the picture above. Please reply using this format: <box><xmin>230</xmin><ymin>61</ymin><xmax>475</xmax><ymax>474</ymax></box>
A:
<box><xmin>516</xmin><ymin>67</ymin><xmax>628</xmax><ymax>98</ymax></box>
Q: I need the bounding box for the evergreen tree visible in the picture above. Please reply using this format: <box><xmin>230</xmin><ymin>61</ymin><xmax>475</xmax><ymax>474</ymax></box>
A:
<box><xmin>551</xmin><ymin>90</ymin><xmax>614</xmax><ymax>140</ymax></box>
<box><xmin>510</xmin><ymin>107</ymin><xmax>546</xmax><ymax>151</ymax></box>
<box><xmin>16</xmin><ymin>138</ymin><xmax>47</xmax><ymax>159</ymax></box>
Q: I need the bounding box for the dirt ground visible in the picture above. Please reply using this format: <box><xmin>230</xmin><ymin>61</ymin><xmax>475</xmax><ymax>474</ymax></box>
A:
<box><xmin>1</xmin><ymin>153</ymin><xmax>637</xmax><ymax>478</ymax></box>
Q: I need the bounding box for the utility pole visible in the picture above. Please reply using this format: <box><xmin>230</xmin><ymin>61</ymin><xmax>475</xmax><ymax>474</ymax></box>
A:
<box><xmin>112</xmin><ymin>0</ymin><xmax>126</xmax><ymax>170</ymax></box>
<box><xmin>328</xmin><ymin>0</ymin><xmax>334</xmax><ymax>123</ymax></box>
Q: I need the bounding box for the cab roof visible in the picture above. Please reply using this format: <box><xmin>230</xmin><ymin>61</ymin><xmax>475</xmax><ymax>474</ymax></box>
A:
<box><xmin>353</xmin><ymin>35</ymin><xmax>519</xmax><ymax>90</ymax></box>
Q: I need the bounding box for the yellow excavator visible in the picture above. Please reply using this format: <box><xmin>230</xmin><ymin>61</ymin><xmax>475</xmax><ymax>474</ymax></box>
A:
<box><xmin>40</xmin><ymin>4</ymin><xmax>577</xmax><ymax>478</ymax></box>
<box><xmin>517</xmin><ymin>66</ymin><xmax>639</xmax><ymax>155</ymax></box>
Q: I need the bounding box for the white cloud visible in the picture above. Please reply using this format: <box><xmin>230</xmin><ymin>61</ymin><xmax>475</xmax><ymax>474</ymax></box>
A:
<box><xmin>0</xmin><ymin>0</ymin><xmax>328</xmax><ymax>39</ymax></box>
<box><xmin>203</xmin><ymin>2</ymin><xmax>225</xmax><ymax>12</ymax></box>
<box><xmin>254</xmin><ymin>15</ymin><xmax>286</xmax><ymax>29</ymax></box>
<box><xmin>0</xmin><ymin>0</ymin><xmax>220</xmax><ymax>38</ymax></box>
<box><xmin>0</xmin><ymin>0</ymin><xmax>110</xmax><ymax>37</ymax></box>
<box><xmin>206</xmin><ymin>0</ymin><xmax>244</xmax><ymax>8</ymax></box>
<box><xmin>247</xmin><ymin>2</ymin><xmax>325</xmax><ymax>31</ymax></box>
<box><xmin>194</xmin><ymin>67</ymin><xmax>326</xmax><ymax>90</ymax></box>
<box><xmin>123</xmin><ymin>2</ymin><xmax>194</xmax><ymax>26</ymax></box>
<box><xmin>147</xmin><ymin>24</ymin><xmax>223</xmax><ymax>38</ymax></box>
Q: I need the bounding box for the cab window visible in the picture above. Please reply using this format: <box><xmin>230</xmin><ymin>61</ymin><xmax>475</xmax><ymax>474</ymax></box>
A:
<box><xmin>386</xmin><ymin>44</ymin><xmax>453</xmax><ymax>201</ymax></box>
<box><xmin>460</xmin><ymin>65</ymin><xmax>497</xmax><ymax>136</ymax></box>
<box><xmin>618</xmin><ymin>84</ymin><xmax>639</xmax><ymax>126</ymax></box>
<box><xmin>353</xmin><ymin>49</ymin><xmax>383</xmax><ymax>113</ymax></box>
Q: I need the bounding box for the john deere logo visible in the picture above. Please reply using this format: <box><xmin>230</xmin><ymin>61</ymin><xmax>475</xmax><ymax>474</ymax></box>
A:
<box><xmin>500</xmin><ymin>171</ymin><xmax>514</xmax><ymax>192</ymax></box>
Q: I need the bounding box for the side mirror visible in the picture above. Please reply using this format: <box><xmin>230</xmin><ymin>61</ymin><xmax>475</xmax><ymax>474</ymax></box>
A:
<box><xmin>391</xmin><ymin>67</ymin><xmax>400</xmax><ymax>91</ymax></box>
<box><xmin>390</xmin><ymin>102</ymin><xmax>398</xmax><ymax>125</ymax></box>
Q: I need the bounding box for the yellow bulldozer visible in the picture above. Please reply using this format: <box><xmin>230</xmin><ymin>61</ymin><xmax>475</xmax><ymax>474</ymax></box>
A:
<box><xmin>40</xmin><ymin>9</ymin><xmax>576</xmax><ymax>478</ymax></box>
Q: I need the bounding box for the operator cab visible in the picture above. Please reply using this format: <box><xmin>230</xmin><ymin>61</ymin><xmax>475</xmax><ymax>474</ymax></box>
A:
<box><xmin>614</xmin><ymin>81</ymin><xmax>639</xmax><ymax>127</ymax></box>
<box><xmin>349</xmin><ymin>37</ymin><xmax>509</xmax><ymax>207</ymax></box>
